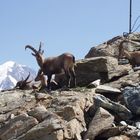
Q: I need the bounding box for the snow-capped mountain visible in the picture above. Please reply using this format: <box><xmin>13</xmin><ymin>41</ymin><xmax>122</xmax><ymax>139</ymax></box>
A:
<box><xmin>0</xmin><ymin>61</ymin><xmax>36</xmax><ymax>91</ymax></box>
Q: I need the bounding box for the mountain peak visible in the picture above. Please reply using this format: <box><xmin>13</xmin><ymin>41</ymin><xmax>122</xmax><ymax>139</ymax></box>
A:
<box><xmin>0</xmin><ymin>61</ymin><xmax>36</xmax><ymax>90</ymax></box>
<box><xmin>0</xmin><ymin>61</ymin><xmax>16</xmax><ymax>69</ymax></box>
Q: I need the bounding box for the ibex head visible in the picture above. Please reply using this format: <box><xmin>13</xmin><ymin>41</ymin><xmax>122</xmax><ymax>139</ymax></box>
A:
<box><xmin>25</xmin><ymin>42</ymin><xmax>45</xmax><ymax>67</ymax></box>
<box><xmin>15</xmin><ymin>72</ymin><xmax>32</xmax><ymax>90</ymax></box>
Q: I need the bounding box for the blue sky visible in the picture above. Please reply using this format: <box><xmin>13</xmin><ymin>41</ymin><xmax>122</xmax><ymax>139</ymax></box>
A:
<box><xmin>0</xmin><ymin>0</ymin><xmax>140</xmax><ymax>71</ymax></box>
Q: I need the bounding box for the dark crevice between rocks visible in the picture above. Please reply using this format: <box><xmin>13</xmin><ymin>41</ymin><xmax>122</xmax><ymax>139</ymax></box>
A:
<box><xmin>107</xmin><ymin>73</ymin><xmax>129</xmax><ymax>83</ymax></box>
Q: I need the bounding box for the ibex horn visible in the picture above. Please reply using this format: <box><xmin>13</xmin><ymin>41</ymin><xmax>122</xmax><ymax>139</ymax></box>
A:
<box><xmin>25</xmin><ymin>45</ymin><xmax>38</xmax><ymax>54</ymax></box>
<box><xmin>24</xmin><ymin>72</ymin><xmax>30</xmax><ymax>82</ymax></box>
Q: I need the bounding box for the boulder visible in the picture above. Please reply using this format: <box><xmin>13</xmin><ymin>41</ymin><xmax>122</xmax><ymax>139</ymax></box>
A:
<box><xmin>95</xmin><ymin>85</ymin><xmax>122</xmax><ymax>101</ymax></box>
<box><xmin>93</xmin><ymin>94</ymin><xmax>132</xmax><ymax>120</ymax></box>
<box><xmin>55</xmin><ymin>56</ymin><xmax>131</xmax><ymax>87</ymax></box>
<box><xmin>97</xmin><ymin>126</ymin><xmax>127</xmax><ymax>139</ymax></box>
<box><xmin>18</xmin><ymin>112</ymin><xmax>64</xmax><ymax>140</ymax></box>
<box><xmin>28</xmin><ymin>105</ymin><xmax>48</xmax><ymax>122</ymax></box>
<box><xmin>95</xmin><ymin>85</ymin><xmax>121</xmax><ymax>94</ymax></box>
<box><xmin>105</xmin><ymin>70</ymin><xmax>140</xmax><ymax>89</ymax></box>
<box><xmin>84</xmin><ymin>107</ymin><xmax>114</xmax><ymax>140</ymax></box>
<box><xmin>0</xmin><ymin>114</ymin><xmax>10</xmax><ymax>123</ymax></box>
<box><xmin>64</xmin><ymin>119</ymin><xmax>84</xmax><ymax>140</ymax></box>
<box><xmin>87</xmin><ymin>79</ymin><xmax>101</xmax><ymax>88</ymax></box>
<box><xmin>85</xmin><ymin>33</ymin><xmax>140</xmax><ymax>58</ymax></box>
<box><xmin>0</xmin><ymin>90</ymin><xmax>35</xmax><ymax>114</ymax></box>
<box><xmin>108</xmin><ymin>135</ymin><xmax>131</xmax><ymax>140</ymax></box>
<box><xmin>123</xmin><ymin>86</ymin><xmax>140</xmax><ymax>115</ymax></box>
<box><xmin>0</xmin><ymin>114</ymin><xmax>38</xmax><ymax>140</ymax></box>
<box><xmin>0</xmin><ymin>88</ymin><xmax>96</xmax><ymax>140</ymax></box>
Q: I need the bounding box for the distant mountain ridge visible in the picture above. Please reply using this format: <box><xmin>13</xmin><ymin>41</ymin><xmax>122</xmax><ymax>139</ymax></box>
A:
<box><xmin>0</xmin><ymin>61</ymin><xmax>36</xmax><ymax>90</ymax></box>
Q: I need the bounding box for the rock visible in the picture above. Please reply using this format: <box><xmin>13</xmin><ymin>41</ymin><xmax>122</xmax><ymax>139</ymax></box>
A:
<box><xmin>93</xmin><ymin>94</ymin><xmax>132</xmax><ymax>120</ymax></box>
<box><xmin>118</xmin><ymin>59</ymin><xmax>129</xmax><ymax>65</ymax></box>
<box><xmin>35</xmin><ymin>92</ymin><xmax>52</xmax><ymax>101</ymax></box>
<box><xmin>105</xmin><ymin>70</ymin><xmax>140</xmax><ymax>89</ymax></box>
<box><xmin>10</xmin><ymin>114</ymin><xmax>15</xmax><ymax>119</ymax></box>
<box><xmin>55</xmin><ymin>56</ymin><xmax>132</xmax><ymax>87</ymax></box>
<box><xmin>84</xmin><ymin>107</ymin><xmax>114</xmax><ymax>140</ymax></box>
<box><xmin>119</xmin><ymin>121</ymin><xmax>140</xmax><ymax>139</ymax></box>
<box><xmin>0</xmin><ymin>114</ymin><xmax>38</xmax><ymax>140</ymax></box>
<box><xmin>135</xmin><ymin>122</ymin><xmax>140</xmax><ymax>129</ymax></box>
<box><xmin>97</xmin><ymin>126</ymin><xmax>127</xmax><ymax>139</ymax></box>
<box><xmin>121</xmin><ymin>80</ymin><xmax>138</xmax><ymax>88</ymax></box>
<box><xmin>0</xmin><ymin>114</ymin><xmax>9</xmax><ymax>123</ymax></box>
<box><xmin>108</xmin><ymin>135</ymin><xmax>131</xmax><ymax>140</ymax></box>
<box><xmin>123</xmin><ymin>86</ymin><xmax>140</xmax><ymax>115</ymax></box>
<box><xmin>60</xmin><ymin>105</ymin><xmax>85</xmax><ymax>123</ymax></box>
<box><xmin>18</xmin><ymin>112</ymin><xmax>65</xmax><ymax>140</ymax></box>
<box><xmin>0</xmin><ymin>90</ymin><xmax>35</xmax><ymax>114</ymax></box>
<box><xmin>28</xmin><ymin>105</ymin><xmax>48</xmax><ymax>122</ymax></box>
<box><xmin>87</xmin><ymin>79</ymin><xmax>101</xmax><ymax>88</ymax></box>
<box><xmin>95</xmin><ymin>85</ymin><xmax>121</xmax><ymax>94</ymax></box>
<box><xmin>64</xmin><ymin>119</ymin><xmax>84</xmax><ymax>140</ymax></box>
<box><xmin>0</xmin><ymin>88</ymin><xmax>95</xmax><ymax>140</ymax></box>
<box><xmin>85</xmin><ymin>33</ymin><xmax>140</xmax><ymax>58</ymax></box>
<box><xmin>1</xmin><ymin>33</ymin><xmax>140</xmax><ymax>140</ymax></box>
<box><xmin>85</xmin><ymin>42</ymin><xmax>117</xmax><ymax>58</ymax></box>
<box><xmin>133</xmin><ymin>66</ymin><xmax>140</xmax><ymax>71</ymax></box>
<box><xmin>120</xmin><ymin>121</ymin><xmax>127</xmax><ymax>126</ymax></box>
<box><xmin>95</xmin><ymin>85</ymin><xmax>121</xmax><ymax>101</ymax></box>
<box><xmin>120</xmin><ymin>121</ymin><xmax>136</xmax><ymax>130</ymax></box>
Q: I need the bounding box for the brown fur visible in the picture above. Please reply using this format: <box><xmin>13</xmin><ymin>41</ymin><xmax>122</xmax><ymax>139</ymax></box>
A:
<box><xmin>14</xmin><ymin>73</ymin><xmax>32</xmax><ymax>90</ymax></box>
<box><xmin>35</xmin><ymin>71</ymin><xmax>59</xmax><ymax>90</ymax></box>
<box><xmin>25</xmin><ymin>43</ymin><xmax>76</xmax><ymax>89</ymax></box>
<box><xmin>118</xmin><ymin>40</ymin><xmax>140</xmax><ymax>68</ymax></box>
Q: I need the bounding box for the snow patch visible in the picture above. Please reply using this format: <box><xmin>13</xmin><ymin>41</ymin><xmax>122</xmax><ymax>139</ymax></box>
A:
<box><xmin>0</xmin><ymin>61</ymin><xmax>36</xmax><ymax>90</ymax></box>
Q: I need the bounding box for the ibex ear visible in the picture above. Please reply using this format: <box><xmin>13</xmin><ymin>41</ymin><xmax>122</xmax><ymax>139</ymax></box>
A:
<box><xmin>41</xmin><ymin>50</ymin><xmax>44</xmax><ymax>54</ymax></box>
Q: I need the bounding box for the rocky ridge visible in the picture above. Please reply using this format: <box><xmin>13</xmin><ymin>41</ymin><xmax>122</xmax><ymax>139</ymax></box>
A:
<box><xmin>1</xmin><ymin>33</ymin><xmax>140</xmax><ymax>140</ymax></box>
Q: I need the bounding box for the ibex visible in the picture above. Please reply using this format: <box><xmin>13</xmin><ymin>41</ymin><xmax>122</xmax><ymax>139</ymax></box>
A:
<box><xmin>118</xmin><ymin>40</ymin><xmax>140</xmax><ymax>68</ymax></box>
<box><xmin>25</xmin><ymin>43</ymin><xmax>76</xmax><ymax>90</ymax></box>
<box><xmin>14</xmin><ymin>73</ymin><xmax>32</xmax><ymax>90</ymax></box>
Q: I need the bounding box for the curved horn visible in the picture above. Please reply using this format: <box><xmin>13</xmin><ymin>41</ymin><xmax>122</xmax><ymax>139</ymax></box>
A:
<box><xmin>39</xmin><ymin>42</ymin><xmax>42</xmax><ymax>52</ymax></box>
<box><xmin>25</xmin><ymin>45</ymin><xmax>38</xmax><ymax>54</ymax></box>
<box><xmin>24</xmin><ymin>72</ymin><xmax>30</xmax><ymax>82</ymax></box>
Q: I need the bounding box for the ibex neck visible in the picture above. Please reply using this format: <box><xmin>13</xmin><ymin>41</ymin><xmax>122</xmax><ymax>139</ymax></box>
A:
<box><xmin>37</xmin><ymin>56</ymin><xmax>45</xmax><ymax>68</ymax></box>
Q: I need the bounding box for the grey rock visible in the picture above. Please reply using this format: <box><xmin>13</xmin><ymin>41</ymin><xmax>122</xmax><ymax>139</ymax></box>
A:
<box><xmin>64</xmin><ymin>119</ymin><xmax>84</xmax><ymax>140</ymax></box>
<box><xmin>0</xmin><ymin>114</ymin><xmax>38</xmax><ymax>140</ymax></box>
<box><xmin>0</xmin><ymin>90</ymin><xmax>34</xmax><ymax>114</ymax></box>
<box><xmin>123</xmin><ymin>86</ymin><xmax>140</xmax><ymax>115</ymax></box>
<box><xmin>84</xmin><ymin>107</ymin><xmax>114</xmax><ymax>140</ymax></box>
<box><xmin>95</xmin><ymin>85</ymin><xmax>121</xmax><ymax>94</ymax></box>
<box><xmin>18</xmin><ymin>112</ymin><xmax>64</xmax><ymax>140</ymax></box>
<box><xmin>135</xmin><ymin>122</ymin><xmax>140</xmax><ymax>129</ymax></box>
<box><xmin>105</xmin><ymin>70</ymin><xmax>140</xmax><ymax>89</ymax></box>
<box><xmin>108</xmin><ymin>135</ymin><xmax>131</xmax><ymax>140</ymax></box>
<box><xmin>93</xmin><ymin>94</ymin><xmax>132</xmax><ymax>120</ymax></box>
<box><xmin>55</xmin><ymin>56</ymin><xmax>131</xmax><ymax>87</ymax></box>
<box><xmin>85</xmin><ymin>33</ymin><xmax>140</xmax><ymax>58</ymax></box>
<box><xmin>87</xmin><ymin>79</ymin><xmax>101</xmax><ymax>88</ymax></box>
<box><xmin>97</xmin><ymin>126</ymin><xmax>127</xmax><ymax>139</ymax></box>
<box><xmin>28</xmin><ymin>105</ymin><xmax>48</xmax><ymax>122</ymax></box>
